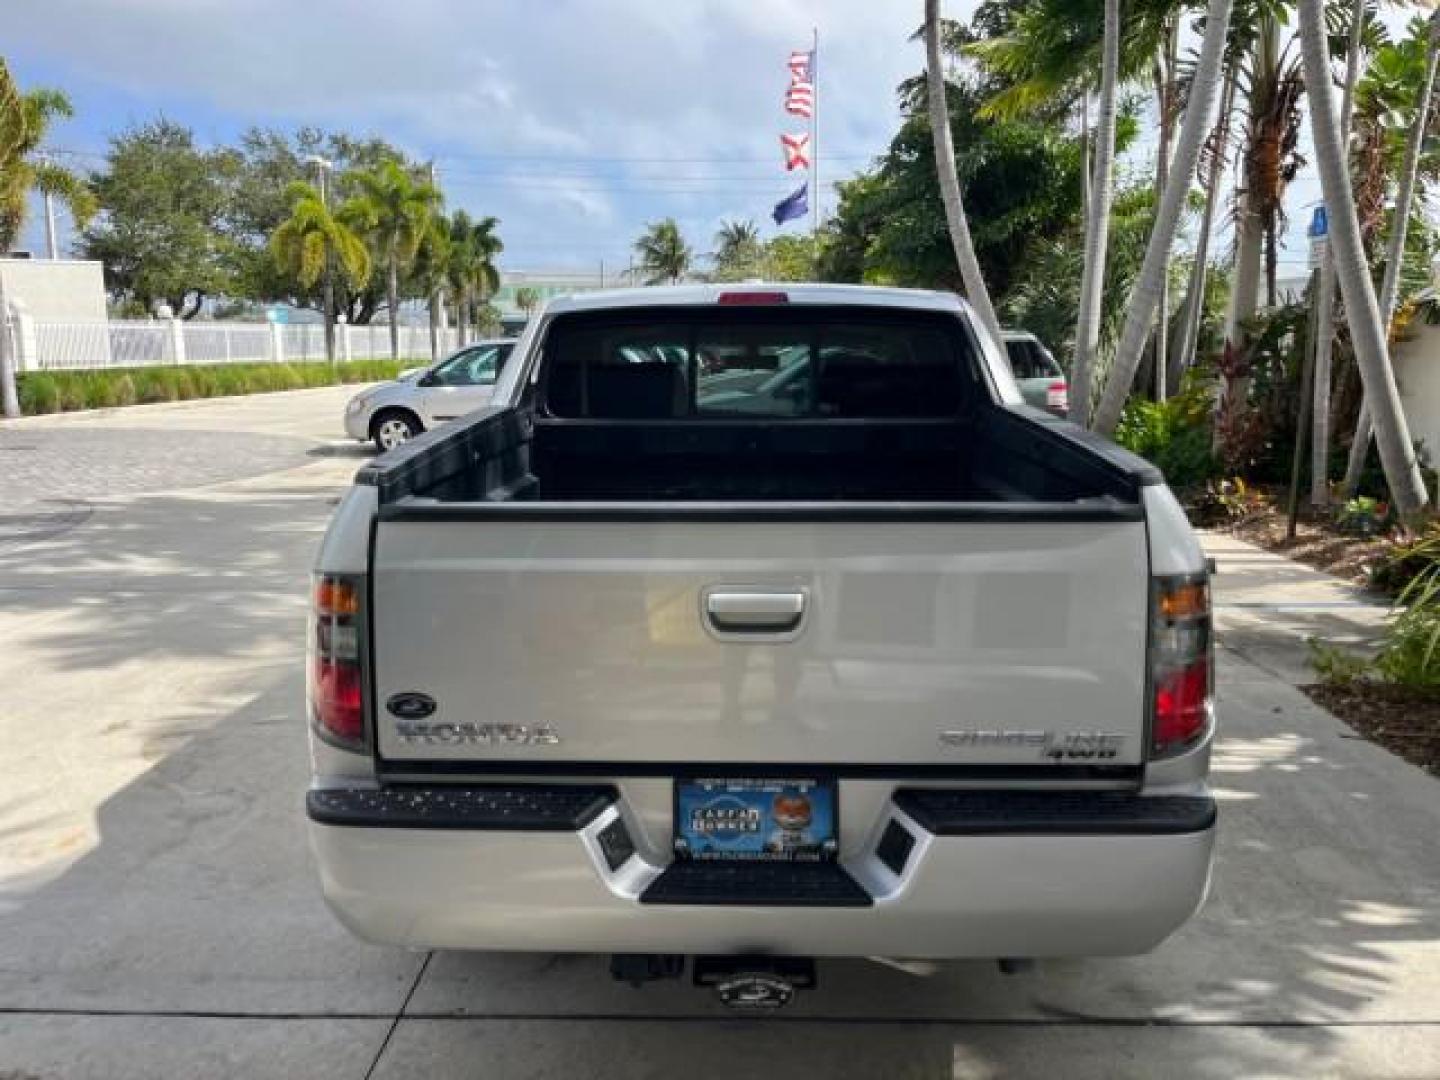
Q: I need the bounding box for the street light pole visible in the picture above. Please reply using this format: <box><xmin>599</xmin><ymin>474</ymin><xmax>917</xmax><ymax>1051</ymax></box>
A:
<box><xmin>39</xmin><ymin>154</ymin><xmax>59</xmax><ymax>259</ymax></box>
<box><xmin>309</xmin><ymin>156</ymin><xmax>336</xmax><ymax>363</ymax></box>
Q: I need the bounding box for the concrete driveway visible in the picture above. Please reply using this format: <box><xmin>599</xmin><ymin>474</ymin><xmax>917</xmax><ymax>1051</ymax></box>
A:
<box><xmin>1</xmin><ymin>388</ymin><xmax>1437</xmax><ymax>1079</ymax></box>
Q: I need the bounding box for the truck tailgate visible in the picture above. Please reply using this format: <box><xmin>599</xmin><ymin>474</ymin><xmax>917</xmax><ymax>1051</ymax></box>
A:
<box><xmin>370</xmin><ymin>514</ymin><xmax>1149</xmax><ymax>769</ymax></box>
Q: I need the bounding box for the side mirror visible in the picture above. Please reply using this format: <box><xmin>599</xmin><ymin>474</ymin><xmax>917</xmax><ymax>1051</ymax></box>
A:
<box><xmin>417</xmin><ymin>372</ymin><xmax>438</xmax><ymax>387</ymax></box>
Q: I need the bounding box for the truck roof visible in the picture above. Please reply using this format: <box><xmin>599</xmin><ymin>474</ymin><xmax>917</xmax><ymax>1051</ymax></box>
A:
<box><xmin>542</xmin><ymin>283</ymin><xmax>969</xmax><ymax>316</ymax></box>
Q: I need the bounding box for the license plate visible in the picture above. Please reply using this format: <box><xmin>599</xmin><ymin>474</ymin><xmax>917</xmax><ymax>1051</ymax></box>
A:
<box><xmin>675</xmin><ymin>778</ymin><xmax>837</xmax><ymax>862</ymax></box>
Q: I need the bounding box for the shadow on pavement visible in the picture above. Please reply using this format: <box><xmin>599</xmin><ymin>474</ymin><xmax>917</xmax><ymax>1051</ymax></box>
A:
<box><xmin>0</xmin><ymin>479</ymin><xmax>1436</xmax><ymax>1078</ymax></box>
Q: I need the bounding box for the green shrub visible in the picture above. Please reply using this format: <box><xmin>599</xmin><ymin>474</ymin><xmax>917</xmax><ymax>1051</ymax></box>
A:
<box><xmin>1307</xmin><ymin>638</ymin><xmax>1373</xmax><ymax>687</ymax></box>
<box><xmin>18</xmin><ymin>373</ymin><xmax>61</xmax><ymax>414</ymax></box>
<box><xmin>1335</xmin><ymin>496</ymin><xmax>1392</xmax><ymax>538</ymax></box>
<box><xmin>1114</xmin><ymin>383</ymin><xmax>1221</xmax><ymax>490</ymax></box>
<box><xmin>110</xmin><ymin>374</ymin><xmax>138</xmax><ymax>407</ymax></box>
<box><xmin>14</xmin><ymin>359</ymin><xmax>410</xmax><ymax>416</ymax></box>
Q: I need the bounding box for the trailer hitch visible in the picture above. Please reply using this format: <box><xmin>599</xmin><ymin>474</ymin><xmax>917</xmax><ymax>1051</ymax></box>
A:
<box><xmin>693</xmin><ymin>955</ymin><xmax>816</xmax><ymax>1012</ymax></box>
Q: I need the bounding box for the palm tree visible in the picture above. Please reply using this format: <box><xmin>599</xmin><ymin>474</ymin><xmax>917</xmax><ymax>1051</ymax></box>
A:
<box><xmin>349</xmin><ymin>161</ymin><xmax>441</xmax><ymax>359</ymax></box>
<box><xmin>0</xmin><ymin>62</ymin><xmax>96</xmax><ymax>253</ymax></box>
<box><xmin>1310</xmin><ymin>0</ymin><xmax>1367</xmax><ymax>507</ymax></box>
<box><xmin>445</xmin><ymin>212</ymin><xmax>501</xmax><ymax>343</ymax></box>
<box><xmin>514</xmin><ymin>286</ymin><xmax>542</xmax><ymax>319</ymax></box>
<box><xmin>1092</xmin><ymin>0</ymin><xmax>1235</xmax><ymax>436</ymax></box>
<box><xmin>713</xmin><ymin>218</ymin><xmax>763</xmax><ymax>281</ymax></box>
<box><xmin>1</xmin><ymin>62</ymin><xmax>97</xmax><ymax>417</ymax></box>
<box><xmin>633</xmin><ymin>219</ymin><xmax>692</xmax><ymax>284</ymax></box>
<box><xmin>1341</xmin><ymin>8</ymin><xmax>1440</xmax><ymax>500</ymax></box>
<box><xmin>1168</xmin><ymin>61</ymin><xmax>1238</xmax><ymax>393</ymax></box>
<box><xmin>1298</xmin><ymin>0</ymin><xmax>1427</xmax><ymax>515</ymax></box>
<box><xmin>269</xmin><ymin>181</ymin><xmax>370</xmax><ymax>362</ymax></box>
<box><xmin>924</xmin><ymin>0</ymin><xmax>1002</xmax><ymax>344</ymax></box>
<box><xmin>1069</xmin><ymin>0</ymin><xmax>1119</xmax><ymax>423</ymax></box>
<box><xmin>412</xmin><ymin>213</ymin><xmax>452</xmax><ymax>361</ymax></box>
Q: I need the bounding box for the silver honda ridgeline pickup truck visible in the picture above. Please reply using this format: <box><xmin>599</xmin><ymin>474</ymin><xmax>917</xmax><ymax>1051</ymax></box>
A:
<box><xmin>306</xmin><ymin>284</ymin><xmax>1215</xmax><ymax>987</ymax></box>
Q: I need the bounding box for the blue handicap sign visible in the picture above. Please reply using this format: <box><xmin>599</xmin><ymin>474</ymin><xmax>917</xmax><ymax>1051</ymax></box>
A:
<box><xmin>1308</xmin><ymin>206</ymin><xmax>1329</xmax><ymax>239</ymax></box>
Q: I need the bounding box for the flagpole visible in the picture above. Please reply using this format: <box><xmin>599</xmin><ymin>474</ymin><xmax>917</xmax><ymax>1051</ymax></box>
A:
<box><xmin>810</xmin><ymin>26</ymin><xmax>819</xmax><ymax>237</ymax></box>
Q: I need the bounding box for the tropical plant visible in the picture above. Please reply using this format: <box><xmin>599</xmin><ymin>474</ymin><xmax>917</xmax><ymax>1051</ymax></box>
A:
<box><xmin>412</xmin><ymin>212</ymin><xmax>452</xmax><ymax>361</ymax></box>
<box><xmin>0</xmin><ymin>60</ymin><xmax>96</xmax><ymax>253</ymax></box>
<box><xmin>633</xmin><ymin>219</ymin><xmax>692</xmax><ymax>285</ymax></box>
<box><xmin>446</xmin><ymin>212</ymin><xmax>503</xmax><ymax>344</ymax></box>
<box><xmin>1308</xmin><ymin>0</ymin><xmax>1370</xmax><ymax>509</ymax></box>
<box><xmin>1092</xmin><ymin>0</ymin><xmax>1235</xmax><ymax>436</ymax></box>
<box><xmin>514</xmin><ymin>286</ymin><xmax>542</xmax><ymax>317</ymax></box>
<box><xmin>1070</xmin><ymin>0</ymin><xmax>1119</xmax><ymax>423</ymax></box>
<box><xmin>1341</xmin><ymin>9</ymin><xmax>1440</xmax><ymax>500</ymax></box>
<box><xmin>1298</xmin><ymin>0</ymin><xmax>1428</xmax><ymax>516</ymax></box>
<box><xmin>269</xmin><ymin>181</ymin><xmax>371</xmax><ymax>361</ymax></box>
<box><xmin>712</xmin><ymin>219</ymin><xmax>764</xmax><ymax>281</ymax></box>
<box><xmin>924</xmin><ymin>0</ymin><xmax>1002</xmax><ymax>343</ymax></box>
<box><xmin>348</xmin><ymin>161</ymin><xmax>442</xmax><ymax>359</ymax></box>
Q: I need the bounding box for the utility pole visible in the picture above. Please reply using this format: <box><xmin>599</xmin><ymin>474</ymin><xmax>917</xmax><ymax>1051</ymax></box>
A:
<box><xmin>0</xmin><ymin>270</ymin><xmax>19</xmax><ymax>418</ymax></box>
<box><xmin>39</xmin><ymin>153</ymin><xmax>59</xmax><ymax>259</ymax></box>
<box><xmin>427</xmin><ymin>160</ymin><xmax>442</xmax><ymax>360</ymax></box>
<box><xmin>308</xmin><ymin>156</ymin><xmax>336</xmax><ymax>363</ymax></box>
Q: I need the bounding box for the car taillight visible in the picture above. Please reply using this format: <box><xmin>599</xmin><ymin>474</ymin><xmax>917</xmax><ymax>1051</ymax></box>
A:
<box><xmin>1046</xmin><ymin>380</ymin><xmax>1069</xmax><ymax>412</ymax></box>
<box><xmin>1150</xmin><ymin>574</ymin><xmax>1213</xmax><ymax>758</ymax></box>
<box><xmin>310</xmin><ymin>573</ymin><xmax>367</xmax><ymax>750</ymax></box>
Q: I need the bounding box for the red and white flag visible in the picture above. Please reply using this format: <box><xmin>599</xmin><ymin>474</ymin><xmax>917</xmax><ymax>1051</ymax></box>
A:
<box><xmin>784</xmin><ymin>49</ymin><xmax>815</xmax><ymax>118</ymax></box>
<box><xmin>780</xmin><ymin>132</ymin><xmax>811</xmax><ymax>171</ymax></box>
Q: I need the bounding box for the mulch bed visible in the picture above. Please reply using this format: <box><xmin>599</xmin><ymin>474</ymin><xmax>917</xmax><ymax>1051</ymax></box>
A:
<box><xmin>1219</xmin><ymin>500</ymin><xmax>1392</xmax><ymax>588</ymax></box>
<box><xmin>1303</xmin><ymin>682</ymin><xmax>1440</xmax><ymax>778</ymax></box>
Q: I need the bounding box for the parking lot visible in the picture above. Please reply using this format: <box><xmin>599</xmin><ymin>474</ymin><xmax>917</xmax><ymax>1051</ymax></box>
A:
<box><xmin>1</xmin><ymin>386</ymin><xmax>1437</xmax><ymax>1079</ymax></box>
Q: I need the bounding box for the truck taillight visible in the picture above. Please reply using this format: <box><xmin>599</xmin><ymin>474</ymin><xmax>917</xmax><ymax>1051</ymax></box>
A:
<box><xmin>1150</xmin><ymin>574</ymin><xmax>1213</xmax><ymax>759</ymax></box>
<box><xmin>1046</xmin><ymin>381</ymin><xmax>1069</xmax><ymax>413</ymax></box>
<box><xmin>310</xmin><ymin>573</ymin><xmax>367</xmax><ymax>751</ymax></box>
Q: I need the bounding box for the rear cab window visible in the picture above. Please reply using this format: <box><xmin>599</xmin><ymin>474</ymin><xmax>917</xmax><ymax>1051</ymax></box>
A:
<box><xmin>539</xmin><ymin>307</ymin><xmax>982</xmax><ymax>420</ymax></box>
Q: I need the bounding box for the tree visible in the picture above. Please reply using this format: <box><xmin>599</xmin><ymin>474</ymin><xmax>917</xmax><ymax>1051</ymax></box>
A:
<box><xmin>819</xmin><ymin>73</ymin><xmax>1097</xmax><ymax>298</ymax></box>
<box><xmin>1092</xmin><ymin>0</ymin><xmax>1234</xmax><ymax>436</ymax></box>
<box><xmin>269</xmin><ymin>181</ymin><xmax>370</xmax><ymax>361</ymax></box>
<box><xmin>1069</xmin><ymin>0</ymin><xmax>1119</xmax><ymax>423</ymax></box>
<box><xmin>224</xmin><ymin>127</ymin><xmax>410</xmax><ymax>323</ymax></box>
<box><xmin>925</xmin><ymin>0</ymin><xmax>1002</xmax><ymax>343</ymax></box>
<box><xmin>81</xmin><ymin>120</ymin><xmax>236</xmax><ymax>317</ymax></box>
<box><xmin>514</xmin><ymin>286</ymin><xmax>542</xmax><ymax>318</ymax></box>
<box><xmin>712</xmin><ymin>219</ymin><xmax>764</xmax><ymax>281</ymax></box>
<box><xmin>633</xmin><ymin>219</ymin><xmax>692</xmax><ymax>284</ymax></box>
<box><xmin>1297</xmin><ymin>0</ymin><xmax>1428</xmax><ymax>515</ymax></box>
<box><xmin>446</xmin><ymin>212</ymin><xmax>501</xmax><ymax>342</ymax></box>
<box><xmin>1341</xmin><ymin>9</ymin><xmax>1440</xmax><ymax>499</ymax></box>
<box><xmin>411</xmin><ymin>212</ymin><xmax>451</xmax><ymax>360</ymax></box>
<box><xmin>0</xmin><ymin>61</ymin><xmax>96</xmax><ymax>254</ymax></box>
<box><xmin>1310</xmin><ymin>0</ymin><xmax>1367</xmax><ymax>507</ymax></box>
<box><xmin>348</xmin><ymin>161</ymin><xmax>441</xmax><ymax>359</ymax></box>
<box><xmin>763</xmin><ymin>234</ymin><xmax>819</xmax><ymax>281</ymax></box>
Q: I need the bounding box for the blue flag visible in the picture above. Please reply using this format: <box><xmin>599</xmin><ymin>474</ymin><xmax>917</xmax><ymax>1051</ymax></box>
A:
<box><xmin>772</xmin><ymin>183</ymin><xmax>809</xmax><ymax>226</ymax></box>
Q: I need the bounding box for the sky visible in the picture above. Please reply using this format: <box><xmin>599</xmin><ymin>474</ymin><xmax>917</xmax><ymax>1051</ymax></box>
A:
<box><xmin>4</xmin><ymin>1</ymin><xmax>1425</xmax><ymax>280</ymax></box>
<box><xmin>6</xmin><ymin>0</ymin><xmax>941</xmax><ymax>274</ymax></box>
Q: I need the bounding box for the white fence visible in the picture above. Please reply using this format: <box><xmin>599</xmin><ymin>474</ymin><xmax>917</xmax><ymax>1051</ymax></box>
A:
<box><xmin>20</xmin><ymin>318</ymin><xmax>458</xmax><ymax>372</ymax></box>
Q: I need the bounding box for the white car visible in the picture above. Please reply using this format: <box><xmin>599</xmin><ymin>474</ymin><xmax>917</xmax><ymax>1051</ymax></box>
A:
<box><xmin>343</xmin><ymin>339</ymin><xmax>516</xmax><ymax>451</ymax></box>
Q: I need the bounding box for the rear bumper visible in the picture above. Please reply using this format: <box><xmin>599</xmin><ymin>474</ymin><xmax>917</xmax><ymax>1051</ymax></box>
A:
<box><xmin>307</xmin><ymin>785</ymin><xmax>1215</xmax><ymax>958</ymax></box>
<box><xmin>343</xmin><ymin>408</ymin><xmax>371</xmax><ymax>441</ymax></box>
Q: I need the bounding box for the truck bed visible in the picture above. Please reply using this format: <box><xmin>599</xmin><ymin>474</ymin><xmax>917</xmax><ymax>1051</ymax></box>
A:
<box><xmin>357</xmin><ymin>403</ymin><xmax>1158</xmax><ymax>511</ymax></box>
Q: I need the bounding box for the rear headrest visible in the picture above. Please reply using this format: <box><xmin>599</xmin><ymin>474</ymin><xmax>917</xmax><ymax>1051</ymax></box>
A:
<box><xmin>817</xmin><ymin>354</ymin><xmax>961</xmax><ymax>417</ymax></box>
<box><xmin>584</xmin><ymin>362</ymin><xmax>689</xmax><ymax>419</ymax></box>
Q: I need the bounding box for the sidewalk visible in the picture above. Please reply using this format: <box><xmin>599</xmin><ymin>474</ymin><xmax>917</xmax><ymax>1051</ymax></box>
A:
<box><xmin>1203</xmin><ymin>530</ymin><xmax>1391</xmax><ymax>685</ymax></box>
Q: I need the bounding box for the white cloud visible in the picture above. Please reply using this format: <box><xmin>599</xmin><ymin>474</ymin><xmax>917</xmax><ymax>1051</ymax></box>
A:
<box><xmin>8</xmin><ymin>0</ymin><xmax>970</xmax><ymax>267</ymax></box>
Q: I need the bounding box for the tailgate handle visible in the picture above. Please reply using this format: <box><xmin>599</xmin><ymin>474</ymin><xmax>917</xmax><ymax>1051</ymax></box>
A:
<box><xmin>704</xmin><ymin>590</ymin><xmax>806</xmax><ymax>635</ymax></box>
